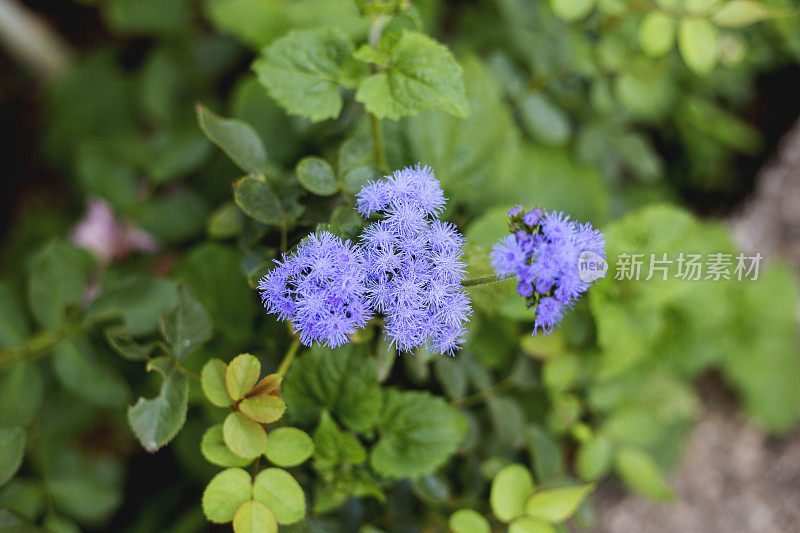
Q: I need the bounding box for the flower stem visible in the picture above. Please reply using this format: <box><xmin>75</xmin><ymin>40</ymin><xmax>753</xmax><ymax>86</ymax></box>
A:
<box><xmin>370</xmin><ymin>113</ymin><xmax>388</xmax><ymax>172</ymax></box>
<box><xmin>0</xmin><ymin>320</ymin><xmax>83</xmax><ymax>369</ymax></box>
<box><xmin>462</xmin><ymin>274</ymin><xmax>506</xmax><ymax>288</ymax></box>
<box><xmin>276</xmin><ymin>337</ymin><xmax>301</xmax><ymax>378</ymax></box>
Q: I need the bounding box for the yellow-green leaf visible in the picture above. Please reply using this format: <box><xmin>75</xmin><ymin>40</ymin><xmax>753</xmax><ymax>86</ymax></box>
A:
<box><xmin>233</xmin><ymin>500</ymin><xmax>277</xmax><ymax>533</ymax></box>
<box><xmin>264</xmin><ymin>427</ymin><xmax>314</xmax><ymax>467</ymax></box>
<box><xmin>202</xmin><ymin>359</ymin><xmax>234</xmax><ymax>407</ymax></box>
<box><xmin>524</xmin><ymin>484</ymin><xmax>593</xmax><ymax>523</ymax></box>
<box><xmin>223</xmin><ymin>412</ymin><xmax>268</xmax><ymax>459</ymax></box>
<box><xmin>253</xmin><ymin>468</ymin><xmax>306</xmax><ymax>524</ymax></box>
<box><xmin>711</xmin><ymin>0</ymin><xmax>774</xmax><ymax>28</ymax></box>
<box><xmin>239</xmin><ymin>395</ymin><xmax>286</xmax><ymax>424</ymax></box>
<box><xmin>227</xmin><ymin>354</ymin><xmax>261</xmax><ymax>401</ymax></box>
<box><xmin>448</xmin><ymin>509</ymin><xmax>490</xmax><ymax>533</ymax></box>
<box><xmin>202</xmin><ymin>468</ymin><xmax>252</xmax><ymax>524</ymax></box>
<box><xmin>201</xmin><ymin>424</ymin><xmax>251</xmax><ymax>468</ymax></box>
<box><xmin>509</xmin><ymin>517</ymin><xmax>557</xmax><ymax>533</ymax></box>
<box><xmin>551</xmin><ymin>0</ymin><xmax>596</xmax><ymax>22</ymax></box>
<box><xmin>490</xmin><ymin>464</ymin><xmax>535</xmax><ymax>523</ymax></box>
<box><xmin>677</xmin><ymin>18</ymin><xmax>718</xmax><ymax>75</ymax></box>
<box><xmin>614</xmin><ymin>447</ymin><xmax>674</xmax><ymax>501</ymax></box>
<box><xmin>638</xmin><ymin>11</ymin><xmax>676</xmax><ymax>57</ymax></box>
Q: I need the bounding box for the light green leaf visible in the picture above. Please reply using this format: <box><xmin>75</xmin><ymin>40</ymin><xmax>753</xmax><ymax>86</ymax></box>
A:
<box><xmin>677</xmin><ymin>18</ymin><xmax>718</xmax><ymax>75</ymax></box>
<box><xmin>223</xmin><ymin>412</ymin><xmax>267</xmax><ymax>459</ymax></box>
<box><xmin>370</xmin><ymin>389</ymin><xmax>467</xmax><ymax>479</ymax></box>
<box><xmin>234</xmin><ymin>176</ymin><xmax>285</xmax><ymax>226</ymax></box>
<box><xmin>52</xmin><ymin>336</ymin><xmax>130</xmax><ymax>407</ymax></box>
<box><xmin>196</xmin><ymin>104</ymin><xmax>267</xmax><ymax>175</ymax></box>
<box><xmin>711</xmin><ymin>0</ymin><xmax>774</xmax><ymax>27</ymax></box>
<box><xmin>312</xmin><ymin>410</ymin><xmax>366</xmax><ymax>470</ymax></box>
<box><xmin>233</xmin><ymin>500</ymin><xmax>277</xmax><ymax>533</ymax></box>
<box><xmin>159</xmin><ymin>285</ymin><xmax>212</xmax><ymax>362</ymax></box>
<box><xmin>576</xmin><ymin>435</ymin><xmax>613</xmax><ymax>481</ymax></box>
<box><xmin>252</xmin><ymin>28</ymin><xmax>354</xmax><ymax>121</ymax></box>
<box><xmin>490</xmin><ymin>464</ymin><xmax>535</xmax><ymax>523</ymax></box>
<box><xmin>0</xmin><ymin>362</ymin><xmax>43</xmax><ymax>427</ymax></box>
<box><xmin>127</xmin><ymin>357</ymin><xmax>189</xmax><ymax>452</ymax></box>
<box><xmin>524</xmin><ymin>484</ymin><xmax>593</xmax><ymax>523</ymax></box>
<box><xmin>517</xmin><ymin>93</ymin><xmax>571</xmax><ymax>146</ymax></box>
<box><xmin>240</xmin><ymin>395</ymin><xmax>286</xmax><ymax>424</ymax></box>
<box><xmin>27</xmin><ymin>241</ymin><xmax>90</xmax><ymax>329</ymax></box>
<box><xmin>202</xmin><ymin>359</ymin><xmax>234</xmax><ymax>407</ymax></box>
<box><xmin>551</xmin><ymin>0</ymin><xmax>596</xmax><ymax>21</ymax></box>
<box><xmin>639</xmin><ymin>11</ymin><xmax>676</xmax><ymax>57</ymax></box>
<box><xmin>448</xmin><ymin>509</ymin><xmax>491</xmax><ymax>533</ymax></box>
<box><xmin>0</xmin><ymin>427</ymin><xmax>25</xmax><ymax>486</ymax></box>
<box><xmin>253</xmin><ymin>468</ymin><xmax>306</xmax><ymax>525</ymax></box>
<box><xmin>296</xmin><ymin>156</ymin><xmax>338</xmax><ymax>196</ymax></box>
<box><xmin>200</xmin><ymin>424</ymin><xmax>251</xmax><ymax>467</ymax></box>
<box><xmin>614</xmin><ymin>447</ymin><xmax>674</xmax><ymax>501</ymax></box>
<box><xmin>509</xmin><ymin>517</ymin><xmax>557</xmax><ymax>533</ymax></box>
<box><xmin>282</xmin><ymin>344</ymin><xmax>381</xmax><ymax>433</ymax></box>
<box><xmin>355</xmin><ymin>31</ymin><xmax>469</xmax><ymax>120</ymax></box>
<box><xmin>226</xmin><ymin>354</ymin><xmax>261</xmax><ymax>401</ymax></box>
<box><xmin>202</xmin><ymin>468</ymin><xmax>252</xmax><ymax>524</ymax></box>
<box><xmin>264</xmin><ymin>427</ymin><xmax>314</xmax><ymax>467</ymax></box>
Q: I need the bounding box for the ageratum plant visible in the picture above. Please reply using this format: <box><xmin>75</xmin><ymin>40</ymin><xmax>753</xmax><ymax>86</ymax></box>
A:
<box><xmin>2</xmin><ymin>1</ymin><xmax>800</xmax><ymax>533</ymax></box>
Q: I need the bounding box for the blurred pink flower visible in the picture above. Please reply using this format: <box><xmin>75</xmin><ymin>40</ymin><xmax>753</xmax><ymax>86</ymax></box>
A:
<box><xmin>71</xmin><ymin>198</ymin><xmax>159</xmax><ymax>263</ymax></box>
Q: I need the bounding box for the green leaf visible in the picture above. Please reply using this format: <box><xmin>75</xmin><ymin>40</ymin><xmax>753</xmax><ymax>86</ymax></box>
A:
<box><xmin>517</xmin><ymin>93</ymin><xmax>571</xmax><ymax>146</ymax></box>
<box><xmin>508</xmin><ymin>517</ymin><xmax>557</xmax><ymax>533</ymax></box>
<box><xmin>614</xmin><ymin>447</ymin><xmax>674</xmax><ymax>501</ymax></box>
<box><xmin>282</xmin><ymin>344</ymin><xmax>381</xmax><ymax>433</ymax></box>
<box><xmin>226</xmin><ymin>354</ymin><xmax>261</xmax><ymax>401</ymax></box>
<box><xmin>87</xmin><ymin>274</ymin><xmax>178</xmax><ymax>336</ymax></box>
<box><xmin>46</xmin><ymin>448</ymin><xmax>123</xmax><ymax>524</ymax></box>
<box><xmin>638</xmin><ymin>11</ymin><xmax>676</xmax><ymax>57</ymax></box>
<box><xmin>448</xmin><ymin>509</ymin><xmax>491</xmax><ymax>533</ymax></box>
<box><xmin>202</xmin><ymin>468</ymin><xmax>252</xmax><ymax>524</ymax></box>
<box><xmin>355</xmin><ymin>31</ymin><xmax>469</xmax><ymax>120</ymax></box>
<box><xmin>159</xmin><ymin>285</ymin><xmax>212</xmax><ymax>362</ymax></box>
<box><xmin>576</xmin><ymin>435</ymin><xmax>613</xmax><ymax>481</ymax></box>
<box><xmin>75</xmin><ymin>143</ymin><xmax>138</xmax><ymax>211</ymax></box>
<box><xmin>0</xmin><ymin>427</ymin><xmax>25</xmax><ymax>487</ymax></box>
<box><xmin>233</xmin><ymin>500</ymin><xmax>277</xmax><ymax>533</ymax></box>
<box><xmin>200</xmin><ymin>425</ymin><xmax>251</xmax><ymax>467</ymax></box>
<box><xmin>264</xmin><ymin>427</ymin><xmax>314</xmax><ymax>467</ymax></box>
<box><xmin>52</xmin><ymin>336</ymin><xmax>130</xmax><ymax>407</ymax></box>
<box><xmin>0</xmin><ymin>362</ymin><xmax>44</xmax><ymax>427</ymax></box>
<box><xmin>370</xmin><ymin>389</ymin><xmax>467</xmax><ymax>479</ymax></box>
<box><xmin>103</xmin><ymin>326</ymin><xmax>158</xmax><ymax>361</ymax></box>
<box><xmin>0</xmin><ymin>282</ymin><xmax>29</xmax><ymax>348</ymax></box>
<box><xmin>240</xmin><ymin>395</ymin><xmax>286</xmax><ymax>424</ymax></box>
<box><xmin>312</xmin><ymin>411</ymin><xmax>366</xmax><ymax>470</ymax></box>
<box><xmin>234</xmin><ymin>176</ymin><xmax>285</xmax><ymax>226</ymax></box>
<box><xmin>208</xmin><ymin>202</ymin><xmax>244</xmax><ymax>239</ymax></box>
<box><xmin>223</xmin><ymin>412</ymin><xmax>267</xmax><ymax>459</ymax></box>
<box><xmin>139</xmin><ymin>190</ymin><xmax>209</xmax><ymax>244</ymax></box>
<box><xmin>711</xmin><ymin>0</ymin><xmax>774</xmax><ymax>27</ymax></box>
<box><xmin>104</xmin><ymin>0</ymin><xmax>189</xmax><ymax>36</ymax></box>
<box><xmin>146</xmin><ymin>129</ymin><xmax>211</xmax><ymax>184</ymax></box>
<box><xmin>677</xmin><ymin>18</ymin><xmax>718</xmax><ymax>75</ymax></box>
<box><xmin>524</xmin><ymin>484</ymin><xmax>593</xmax><ymax>523</ymax></box>
<box><xmin>27</xmin><ymin>241</ymin><xmax>90</xmax><ymax>329</ymax></box>
<box><xmin>432</xmin><ymin>356</ymin><xmax>467</xmax><ymax>400</ymax></box>
<box><xmin>487</xmin><ymin>397</ymin><xmax>527</xmax><ymax>449</ymax></box>
<box><xmin>253</xmin><ymin>468</ymin><xmax>306</xmax><ymax>525</ymax></box>
<box><xmin>196</xmin><ymin>104</ymin><xmax>267</xmax><ymax>175</ymax></box>
<box><xmin>127</xmin><ymin>357</ymin><xmax>189</xmax><ymax>452</ymax></box>
<box><xmin>490</xmin><ymin>464</ymin><xmax>535</xmax><ymax>523</ymax></box>
<box><xmin>252</xmin><ymin>28</ymin><xmax>354</xmax><ymax>121</ymax></box>
<box><xmin>551</xmin><ymin>0</ymin><xmax>596</xmax><ymax>21</ymax></box>
<box><xmin>296</xmin><ymin>157</ymin><xmax>339</xmax><ymax>196</ymax></box>
<box><xmin>526</xmin><ymin>426</ymin><xmax>565</xmax><ymax>484</ymax></box>
<box><xmin>202</xmin><ymin>359</ymin><xmax>234</xmax><ymax>407</ymax></box>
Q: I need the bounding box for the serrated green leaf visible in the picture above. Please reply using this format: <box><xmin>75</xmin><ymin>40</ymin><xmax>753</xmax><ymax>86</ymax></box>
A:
<box><xmin>227</xmin><ymin>354</ymin><xmax>261</xmax><ymax>401</ymax></box>
<box><xmin>223</xmin><ymin>412</ymin><xmax>267</xmax><ymax>459</ymax></box>
<box><xmin>234</xmin><ymin>176</ymin><xmax>285</xmax><ymax>226</ymax></box>
<box><xmin>252</xmin><ymin>28</ymin><xmax>354</xmax><ymax>121</ymax></box>
<box><xmin>202</xmin><ymin>359</ymin><xmax>234</xmax><ymax>407</ymax></box>
<box><xmin>201</xmin><ymin>425</ymin><xmax>251</xmax><ymax>467</ymax></box>
<box><xmin>233</xmin><ymin>500</ymin><xmax>277</xmax><ymax>533</ymax></box>
<box><xmin>508</xmin><ymin>517</ymin><xmax>557</xmax><ymax>533</ymax></box>
<box><xmin>711</xmin><ymin>0</ymin><xmax>774</xmax><ymax>27</ymax></box>
<box><xmin>159</xmin><ymin>285</ymin><xmax>212</xmax><ymax>362</ymax></box>
<box><xmin>0</xmin><ymin>427</ymin><xmax>25</xmax><ymax>487</ymax></box>
<box><xmin>448</xmin><ymin>509</ymin><xmax>490</xmax><ymax>533</ymax></box>
<box><xmin>53</xmin><ymin>336</ymin><xmax>130</xmax><ymax>407</ymax></box>
<box><xmin>524</xmin><ymin>484</ymin><xmax>593</xmax><ymax>522</ymax></box>
<box><xmin>264</xmin><ymin>427</ymin><xmax>314</xmax><ymax>467</ymax></box>
<box><xmin>576</xmin><ymin>435</ymin><xmax>613</xmax><ymax>481</ymax></box>
<box><xmin>202</xmin><ymin>468</ymin><xmax>252</xmax><ymax>523</ymax></box>
<box><xmin>639</xmin><ymin>11</ymin><xmax>676</xmax><ymax>57</ymax></box>
<box><xmin>370</xmin><ymin>389</ymin><xmax>467</xmax><ymax>479</ymax></box>
<box><xmin>253</xmin><ymin>468</ymin><xmax>306</xmax><ymax>525</ymax></box>
<box><xmin>490</xmin><ymin>464</ymin><xmax>535</xmax><ymax>523</ymax></box>
<box><xmin>196</xmin><ymin>104</ymin><xmax>267</xmax><ymax>175</ymax></box>
<box><xmin>127</xmin><ymin>357</ymin><xmax>189</xmax><ymax>452</ymax></box>
<box><xmin>282</xmin><ymin>344</ymin><xmax>381</xmax><ymax>433</ymax></box>
<box><xmin>614</xmin><ymin>447</ymin><xmax>674</xmax><ymax>501</ymax></box>
<box><xmin>296</xmin><ymin>157</ymin><xmax>338</xmax><ymax>196</ymax></box>
<box><xmin>355</xmin><ymin>31</ymin><xmax>469</xmax><ymax>120</ymax></box>
<box><xmin>312</xmin><ymin>411</ymin><xmax>366</xmax><ymax>470</ymax></box>
<box><xmin>240</xmin><ymin>395</ymin><xmax>286</xmax><ymax>424</ymax></box>
<box><xmin>27</xmin><ymin>241</ymin><xmax>91</xmax><ymax>329</ymax></box>
<box><xmin>551</xmin><ymin>0</ymin><xmax>596</xmax><ymax>21</ymax></box>
<box><xmin>677</xmin><ymin>18</ymin><xmax>718</xmax><ymax>75</ymax></box>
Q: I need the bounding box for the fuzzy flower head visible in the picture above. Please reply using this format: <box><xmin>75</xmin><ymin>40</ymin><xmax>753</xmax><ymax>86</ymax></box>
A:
<box><xmin>357</xmin><ymin>165</ymin><xmax>470</xmax><ymax>355</ymax></box>
<box><xmin>258</xmin><ymin>232</ymin><xmax>371</xmax><ymax>348</ymax></box>
<box><xmin>490</xmin><ymin>206</ymin><xmax>606</xmax><ymax>336</ymax></box>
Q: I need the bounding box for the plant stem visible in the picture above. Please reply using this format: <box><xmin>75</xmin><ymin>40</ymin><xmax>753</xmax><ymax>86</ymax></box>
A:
<box><xmin>0</xmin><ymin>320</ymin><xmax>82</xmax><ymax>369</ymax></box>
<box><xmin>462</xmin><ymin>274</ymin><xmax>505</xmax><ymax>288</ymax></box>
<box><xmin>276</xmin><ymin>337</ymin><xmax>301</xmax><ymax>378</ymax></box>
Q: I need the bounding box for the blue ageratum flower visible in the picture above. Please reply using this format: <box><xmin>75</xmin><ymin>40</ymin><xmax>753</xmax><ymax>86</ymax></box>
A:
<box><xmin>490</xmin><ymin>206</ymin><xmax>606</xmax><ymax>335</ymax></box>
<box><xmin>258</xmin><ymin>231</ymin><xmax>372</xmax><ymax>347</ymax></box>
<box><xmin>357</xmin><ymin>164</ymin><xmax>471</xmax><ymax>355</ymax></box>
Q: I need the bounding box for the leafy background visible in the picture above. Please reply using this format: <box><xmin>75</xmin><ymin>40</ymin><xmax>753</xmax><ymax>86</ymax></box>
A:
<box><xmin>1</xmin><ymin>0</ymin><xmax>800</xmax><ymax>531</ymax></box>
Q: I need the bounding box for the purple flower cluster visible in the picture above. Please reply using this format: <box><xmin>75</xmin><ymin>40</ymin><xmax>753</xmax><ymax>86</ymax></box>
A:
<box><xmin>357</xmin><ymin>165</ymin><xmax>471</xmax><ymax>354</ymax></box>
<box><xmin>490</xmin><ymin>206</ymin><xmax>605</xmax><ymax>335</ymax></box>
<box><xmin>258</xmin><ymin>232</ymin><xmax>371</xmax><ymax>348</ymax></box>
